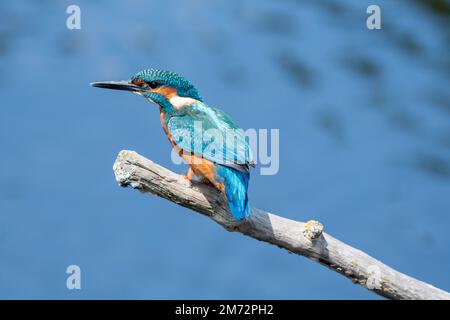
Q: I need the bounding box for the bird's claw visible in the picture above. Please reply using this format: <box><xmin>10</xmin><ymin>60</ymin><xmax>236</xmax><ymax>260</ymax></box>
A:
<box><xmin>179</xmin><ymin>174</ymin><xmax>192</xmax><ymax>186</ymax></box>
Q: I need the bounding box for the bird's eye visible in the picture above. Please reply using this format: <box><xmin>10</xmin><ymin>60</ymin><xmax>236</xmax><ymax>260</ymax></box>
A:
<box><xmin>146</xmin><ymin>81</ymin><xmax>160</xmax><ymax>89</ymax></box>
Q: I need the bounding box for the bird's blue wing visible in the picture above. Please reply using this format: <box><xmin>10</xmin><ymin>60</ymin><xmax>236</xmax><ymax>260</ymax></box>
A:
<box><xmin>166</xmin><ymin>102</ymin><xmax>254</xmax><ymax>171</ymax></box>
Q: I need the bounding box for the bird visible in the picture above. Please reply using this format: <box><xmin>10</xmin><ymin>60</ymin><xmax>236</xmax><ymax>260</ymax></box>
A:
<box><xmin>91</xmin><ymin>69</ymin><xmax>254</xmax><ymax>220</ymax></box>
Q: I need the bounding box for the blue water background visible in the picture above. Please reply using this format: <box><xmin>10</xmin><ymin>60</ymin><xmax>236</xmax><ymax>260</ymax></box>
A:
<box><xmin>0</xmin><ymin>0</ymin><xmax>449</xmax><ymax>299</ymax></box>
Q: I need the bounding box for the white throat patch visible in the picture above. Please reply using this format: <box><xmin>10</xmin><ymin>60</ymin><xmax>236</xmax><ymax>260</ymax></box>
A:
<box><xmin>170</xmin><ymin>96</ymin><xmax>199</xmax><ymax>109</ymax></box>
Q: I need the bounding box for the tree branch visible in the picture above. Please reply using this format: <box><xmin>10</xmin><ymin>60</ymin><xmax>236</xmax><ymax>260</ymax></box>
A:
<box><xmin>113</xmin><ymin>150</ymin><xmax>450</xmax><ymax>300</ymax></box>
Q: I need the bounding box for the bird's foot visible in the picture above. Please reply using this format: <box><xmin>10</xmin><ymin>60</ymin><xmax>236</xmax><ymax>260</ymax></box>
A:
<box><xmin>179</xmin><ymin>174</ymin><xmax>192</xmax><ymax>186</ymax></box>
<box><xmin>179</xmin><ymin>167</ymin><xmax>195</xmax><ymax>186</ymax></box>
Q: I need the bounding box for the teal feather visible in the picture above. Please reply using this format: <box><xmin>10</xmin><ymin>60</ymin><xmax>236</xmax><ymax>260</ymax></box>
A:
<box><xmin>216</xmin><ymin>165</ymin><xmax>250</xmax><ymax>220</ymax></box>
<box><xmin>132</xmin><ymin>69</ymin><xmax>203</xmax><ymax>101</ymax></box>
<box><xmin>166</xmin><ymin>102</ymin><xmax>253</xmax><ymax>171</ymax></box>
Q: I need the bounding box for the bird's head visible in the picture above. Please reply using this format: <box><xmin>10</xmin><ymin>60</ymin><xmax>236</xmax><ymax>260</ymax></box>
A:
<box><xmin>91</xmin><ymin>69</ymin><xmax>203</xmax><ymax>110</ymax></box>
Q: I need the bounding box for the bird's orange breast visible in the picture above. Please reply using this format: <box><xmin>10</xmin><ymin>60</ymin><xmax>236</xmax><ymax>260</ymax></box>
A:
<box><xmin>159</xmin><ymin>110</ymin><xmax>223</xmax><ymax>192</ymax></box>
<box><xmin>160</xmin><ymin>110</ymin><xmax>177</xmax><ymax>147</ymax></box>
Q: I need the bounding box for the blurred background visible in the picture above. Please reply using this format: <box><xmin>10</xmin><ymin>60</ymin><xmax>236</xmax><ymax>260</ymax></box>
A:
<box><xmin>0</xmin><ymin>0</ymin><xmax>449</xmax><ymax>299</ymax></box>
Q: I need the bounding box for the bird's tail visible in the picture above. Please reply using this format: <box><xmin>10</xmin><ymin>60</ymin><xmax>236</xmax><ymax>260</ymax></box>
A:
<box><xmin>216</xmin><ymin>165</ymin><xmax>251</xmax><ymax>220</ymax></box>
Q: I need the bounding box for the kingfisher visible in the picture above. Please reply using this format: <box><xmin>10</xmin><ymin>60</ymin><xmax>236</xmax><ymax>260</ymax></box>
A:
<box><xmin>91</xmin><ymin>69</ymin><xmax>254</xmax><ymax>220</ymax></box>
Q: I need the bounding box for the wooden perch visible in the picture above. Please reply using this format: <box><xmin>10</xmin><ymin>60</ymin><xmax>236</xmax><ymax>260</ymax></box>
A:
<box><xmin>113</xmin><ymin>150</ymin><xmax>450</xmax><ymax>300</ymax></box>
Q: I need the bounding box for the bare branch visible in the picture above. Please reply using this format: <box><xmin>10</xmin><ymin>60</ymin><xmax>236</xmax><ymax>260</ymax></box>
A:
<box><xmin>113</xmin><ymin>150</ymin><xmax>450</xmax><ymax>300</ymax></box>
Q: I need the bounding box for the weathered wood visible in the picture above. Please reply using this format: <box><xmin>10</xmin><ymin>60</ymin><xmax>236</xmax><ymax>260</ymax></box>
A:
<box><xmin>113</xmin><ymin>150</ymin><xmax>450</xmax><ymax>300</ymax></box>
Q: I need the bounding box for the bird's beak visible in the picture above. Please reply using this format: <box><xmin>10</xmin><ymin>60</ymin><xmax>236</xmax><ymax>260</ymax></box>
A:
<box><xmin>90</xmin><ymin>80</ymin><xmax>141</xmax><ymax>92</ymax></box>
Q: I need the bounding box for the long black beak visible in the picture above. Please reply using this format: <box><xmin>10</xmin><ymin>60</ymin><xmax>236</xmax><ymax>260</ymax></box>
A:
<box><xmin>90</xmin><ymin>80</ymin><xmax>141</xmax><ymax>92</ymax></box>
